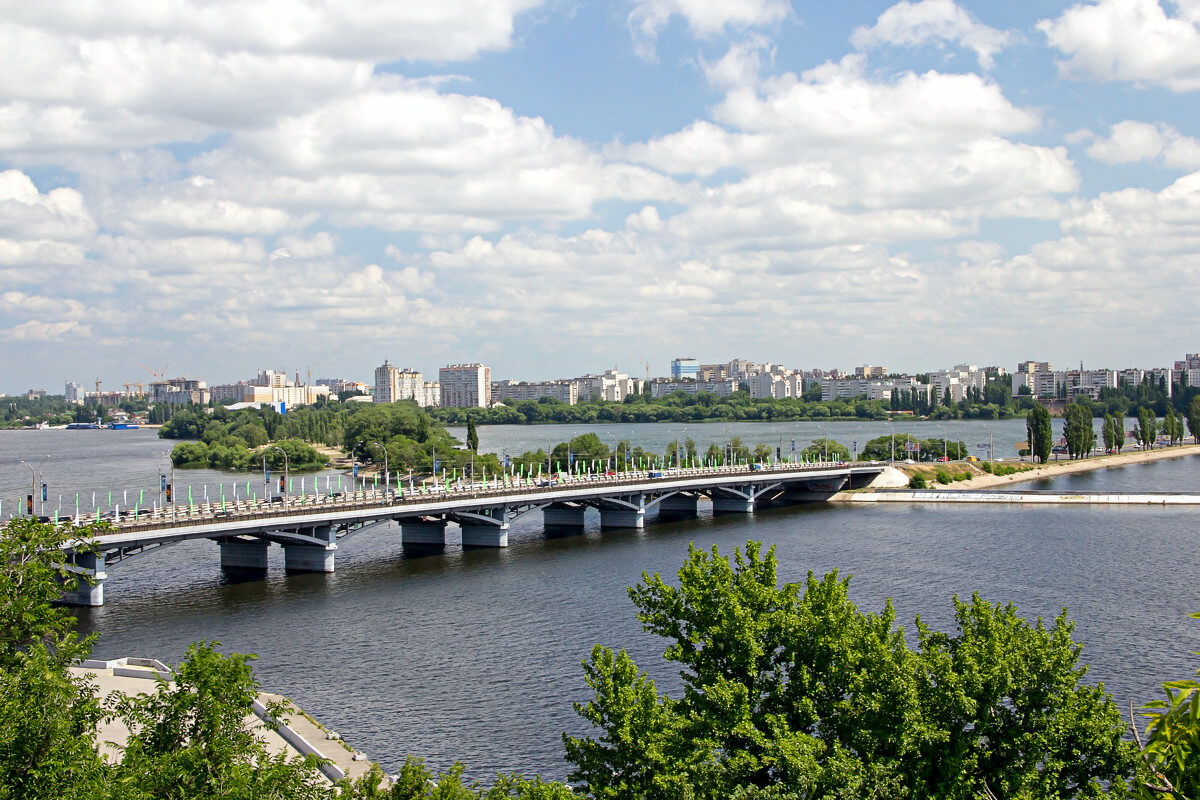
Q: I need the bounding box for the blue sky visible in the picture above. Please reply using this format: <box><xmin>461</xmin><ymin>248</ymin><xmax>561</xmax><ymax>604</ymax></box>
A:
<box><xmin>2</xmin><ymin>0</ymin><xmax>1199</xmax><ymax>393</ymax></box>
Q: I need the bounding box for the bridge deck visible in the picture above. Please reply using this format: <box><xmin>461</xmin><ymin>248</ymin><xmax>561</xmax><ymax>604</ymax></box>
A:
<box><xmin>74</xmin><ymin>461</ymin><xmax>886</xmax><ymax>551</ymax></box>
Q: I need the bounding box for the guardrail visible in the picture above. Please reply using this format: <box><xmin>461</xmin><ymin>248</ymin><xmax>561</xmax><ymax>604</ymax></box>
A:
<box><xmin>86</xmin><ymin>461</ymin><xmax>882</xmax><ymax>538</ymax></box>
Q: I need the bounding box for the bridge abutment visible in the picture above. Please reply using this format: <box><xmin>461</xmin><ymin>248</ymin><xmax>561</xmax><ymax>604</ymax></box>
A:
<box><xmin>457</xmin><ymin>507</ymin><xmax>511</xmax><ymax>547</ymax></box>
<box><xmin>283</xmin><ymin>525</ymin><xmax>336</xmax><ymax>574</ymax></box>
<box><xmin>657</xmin><ymin>493</ymin><xmax>699</xmax><ymax>519</ymax></box>
<box><xmin>401</xmin><ymin>518</ymin><xmax>448</xmax><ymax>547</ymax></box>
<box><xmin>219</xmin><ymin>538</ymin><xmax>270</xmax><ymax>573</ymax></box>
<box><xmin>543</xmin><ymin>502</ymin><xmax>587</xmax><ymax>529</ymax></box>
<box><xmin>712</xmin><ymin>486</ymin><xmax>755</xmax><ymax>514</ymax></box>
<box><xmin>61</xmin><ymin>551</ymin><xmax>106</xmax><ymax>607</ymax></box>
<box><xmin>599</xmin><ymin>494</ymin><xmax>646</xmax><ymax>529</ymax></box>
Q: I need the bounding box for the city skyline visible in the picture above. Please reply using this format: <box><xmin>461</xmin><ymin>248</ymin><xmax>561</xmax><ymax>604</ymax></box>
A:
<box><xmin>3</xmin><ymin>1</ymin><xmax>1200</xmax><ymax>389</ymax></box>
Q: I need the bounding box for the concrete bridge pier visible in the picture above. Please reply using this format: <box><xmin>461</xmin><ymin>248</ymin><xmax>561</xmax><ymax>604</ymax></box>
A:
<box><xmin>456</xmin><ymin>507</ymin><xmax>511</xmax><ymax>548</ymax></box>
<box><xmin>61</xmin><ymin>551</ymin><xmax>106</xmax><ymax>607</ymax></box>
<box><xmin>284</xmin><ymin>525</ymin><xmax>336</xmax><ymax>574</ymax></box>
<box><xmin>657</xmin><ymin>493</ymin><xmax>699</xmax><ymax>519</ymax></box>
<box><xmin>712</xmin><ymin>485</ymin><xmax>755</xmax><ymax>514</ymax></box>
<box><xmin>401</xmin><ymin>518</ymin><xmax>448</xmax><ymax>548</ymax></box>
<box><xmin>219</xmin><ymin>538</ymin><xmax>270</xmax><ymax>574</ymax></box>
<box><xmin>599</xmin><ymin>494</ymin><xmax>646</xmax><ymax>529</ymax></box>
<box><xmin>543</xmin><ymin>502</ymin><xmax>587</xmax><ymax>530</ymax></box>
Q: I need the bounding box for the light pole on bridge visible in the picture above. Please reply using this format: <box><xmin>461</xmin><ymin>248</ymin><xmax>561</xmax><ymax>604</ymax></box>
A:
<box><xmin>270</xmin><ymin>446</ymin><xmax>289</xmax><ymax>500</ymax></box>
<box><xmin>19</xmin><ymin>460</ymin><xmax>36</xmax><ymax>517</ymax></box>
<box><xmin>370</xmin><ymin>442</ymin><xmax>389</xmax><ymax>495</ymax></box>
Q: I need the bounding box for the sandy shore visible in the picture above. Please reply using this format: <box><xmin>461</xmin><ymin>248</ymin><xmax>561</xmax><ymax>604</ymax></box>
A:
<box><xmin>912</xmin><ymin>443</ymin><xmax>1200</xmax><ymax>491</ymax></box>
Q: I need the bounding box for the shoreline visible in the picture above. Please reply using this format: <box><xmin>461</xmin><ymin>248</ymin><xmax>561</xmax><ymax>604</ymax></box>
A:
<box><xmin>847</xmin><ymin>443</ymin><xmax>1200</xmax><ymax>497</ymax></box>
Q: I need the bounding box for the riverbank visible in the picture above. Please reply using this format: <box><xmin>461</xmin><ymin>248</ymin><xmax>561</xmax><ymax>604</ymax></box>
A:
<box><xmin>849</xmin><ymin>443</ymin><xmax>1200</xmax><ymax>496</ymax></box>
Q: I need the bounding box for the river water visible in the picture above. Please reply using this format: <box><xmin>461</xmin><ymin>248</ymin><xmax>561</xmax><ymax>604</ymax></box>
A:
<box><xmin>2</xmin><ymin>426</ymin><xmax>1197</xmax><ymax>781</ymax></box>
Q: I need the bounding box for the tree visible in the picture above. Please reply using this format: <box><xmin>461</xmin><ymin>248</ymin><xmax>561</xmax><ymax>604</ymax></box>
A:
<box><xmin>1137</xmin><ymin>407</ymin><xmax>1157</xmax><ymax>450</ymax></box>
<box><xmin>1189</xmin><ymin>396</ymin><xmax>1200</xmax><ymax>444</ymax></box>
<box><xmin>1132</xmin><ymin>612</ymin><xmax>1200</xmax><ymax>800</ymax></box>
<box><xmin>466</xmin><ymin>417</ymin><xmax>479</xmax><ymax>453</ymax></box>
<box><xmin>1027</xmin><ymin>403</ymin><xmax>1053</xmax><ymax>463</ymax></box>
<box><xmin>1063</xmin><ymin>403</ymin><xmax>1095</xmax><ymax>459</ymax></box>
<box><xmin>800</xmin><ymin>438</ymin><xmax>849</xmax><ymax>462</ymax></box>
<box><xmin>564</xmin><ymin>541</ymin><xmax>1137</xmax><ymax>799</ymax></box>
<box><xmin>1102</xmin><ymin>415</ymin><xmax>1116</xmax><ymax>454</ymax></box>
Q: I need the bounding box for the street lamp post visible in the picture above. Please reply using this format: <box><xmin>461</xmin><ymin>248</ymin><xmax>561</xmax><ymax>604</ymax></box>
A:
<box><xmin>816</xmin><ymin>424</ymin><xmax>828</xmax><ymax>463</ymax></box>
<box><xmin>270</xmin><ymin>446</ymin><xmax>289</xmax><ymax>501</ymax></box>
<box><xmin>935</xmin><ymin>424</ymin><xmax>948</xmax><ymax>461</ymax></box>
<box><xmin>19</xmin><ymin>460</ymin><xmax>35</xmax><ymax>517</ymax></box>
<box><xmin>886</xmin><ymin>421</ymin><xmax>896</xmax><ymax>464</ymax></box>
<box><xmin>370</xmin><ymin>442</ymin><xmax>389</xmax><ymax>496</ymax></box>
<box><xmin>608</xmin><ymin>433</ymin><xmax>618</xmax><ymax>473</ymax></box>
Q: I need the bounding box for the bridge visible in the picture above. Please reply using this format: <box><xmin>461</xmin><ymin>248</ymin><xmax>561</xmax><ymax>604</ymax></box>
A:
<box><xmin>59</xmin><ymin>461</ymin><xmax>896</xmax><ymax>606</ymax></box>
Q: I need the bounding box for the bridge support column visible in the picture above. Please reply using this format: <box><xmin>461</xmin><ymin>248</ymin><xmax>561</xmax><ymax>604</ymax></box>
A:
<box><xmin>543</xmin><ymin>502</ymin><xmax>586</xmax><ymax>529</ymax></box>
<box><xmin>712</xmin><ymin>486</ymin><xmax>755</xmax><ymax>514</ymax></box>
<box><xmin>61</xmin><ymin>551</ymin><xmax>106</xmax><ymax>607</ymax></box>
<box><xmin>219</xmin><ymin>539</ymin><xmax>269</xmax><ymax>573</ymax></box>
<box><xmin>657</xmin><ymin>494</ymin><xmax>699</xmax><ymax>519</ymax></box>
<box><xmin>284</xmin><ymin>525</ymin><xmax>336</xmax><ymax>574</ymax></box>
<box><xmin>458</xmin><ymin>507</ymin><xmax>510</xmax><ymax>548</ymax></box>
<box><xmin>401</xmin><ymin>519</ymin><xmax>447</xmax><ymax>547</ymax></box>
<box><xmin>600</xmin><ymin>494</ymin><xmax>645</xmax><ymax>529</ymax></box>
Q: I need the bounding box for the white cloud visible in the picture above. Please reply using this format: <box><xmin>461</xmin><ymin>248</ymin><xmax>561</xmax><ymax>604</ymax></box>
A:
<box><xmin>3</xmin><ymin>319</ymin><xmax>92</xmax><ymax>342</ymax></box>
<box><xmin>851</xmin><ymin>0</ymin><xmax>1013</xmax><ymax>70</ymax></box>
<box><xmin>1083</xmin><ymin>120</ymin><xmax>1200</xmax><ymax>169</ymax></box>
<box><xmin>0</xmin><ymin>171</ymin><xmax>96</xmax><ymax>240</ymax></box>
<box><xmin>627</xmin><ymin>0</ymin><xmax>790</xmax><ymax>57</ymax></box>
<box><xmin>4</xmin><ymin>0</ymin><xmax>546</xmax><ymax>63</ymax></box>
<box><xmin>1039</xmin><ymin>0</ymin><xmax>1200</xmax><ymax>91</ymax></box>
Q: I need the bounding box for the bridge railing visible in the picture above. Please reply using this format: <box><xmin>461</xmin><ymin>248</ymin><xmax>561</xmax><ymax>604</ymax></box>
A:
<box><xmin>84</xmin><ymin>460</ymin><xmax>882</xmax><ymax>539</ymax></box>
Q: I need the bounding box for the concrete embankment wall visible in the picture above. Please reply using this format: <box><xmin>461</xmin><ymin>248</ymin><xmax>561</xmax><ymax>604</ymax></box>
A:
<box><xmin>842</xmin><ymin>491</ymin><xmax>1200</xmax><ymax>505</ymax></box>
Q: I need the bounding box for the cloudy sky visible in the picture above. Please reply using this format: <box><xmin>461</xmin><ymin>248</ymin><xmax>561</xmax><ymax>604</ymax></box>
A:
<box><xmin>2</xmin><ymin>0</ymin><xmax>1198</xmax><ymax>392</ymax></box>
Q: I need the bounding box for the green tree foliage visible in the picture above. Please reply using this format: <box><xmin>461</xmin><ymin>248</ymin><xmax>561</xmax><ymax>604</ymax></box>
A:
<box><xmin>1137</xmin><ymin>408</ymin><xmax>1157</xmax><ymax>450</ymax></box>
<box><xmin>564</xmin><ymin>541</ymin><xmax>1138</xmax><ymax>799</ymax></box>
<box><xmin>1027</xmin><ymin>403</ymin><xmax>1053</xmax><ymax>463</ymax></box>
<box><xmin>800</xmin><ymin>438</ymin><xmax>850</xmax><ymax>461</ymax></box>
<box><xmin>1132</xmin><ymin>612</ymin><xmax>1200</xmax><ymax>800</ymax></box>
<box><xmin>466</xmin><ymin>417</ymin><xmax>479</xmax><ymax>453</ymax></box>
<box><xmin>0</xmin><ymin>518</ymin><xmax>108</xmax><ymax>800</ymax></box>
<box><xmin>1187</xmin><ymin>396</ymin><xmax>1200</xmax><ymax>444</ymax></box>
<box><xmin>1063</xmin><ymin>403</ymin><xmax>1097</xmax><ymax>459</ymax></box>
<box><xmin>170</xmin><ymin>438</ymin><xmax>325</xmax><ymax>472</ymax></box>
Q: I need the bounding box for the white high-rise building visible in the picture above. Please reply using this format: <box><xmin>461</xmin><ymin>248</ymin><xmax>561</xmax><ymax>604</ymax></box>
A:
<box><xmin>374</xmin><ymin>361</ymin><xmax>429</xmax><ymax>405</ymax></box>
<box><xmin>439</xmin><ymin>364</ymin><xmax>491</xmax><ymax>408</ymax></box>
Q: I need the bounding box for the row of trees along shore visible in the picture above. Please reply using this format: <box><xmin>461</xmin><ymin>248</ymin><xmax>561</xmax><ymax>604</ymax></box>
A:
<box><xmin>1024</xmin><ymin>396</ymin><xmax>1200</xmax><ymax>464</ymax></box>
<box><xmin>154</xmin><ymin>396</ymin><xmax>1200</xmax><ymax>478</ymax></box>
<box><xmin>3</xmin><ymin>519</ymin><xmax>1198</xmax><ymax>799</ymax></box>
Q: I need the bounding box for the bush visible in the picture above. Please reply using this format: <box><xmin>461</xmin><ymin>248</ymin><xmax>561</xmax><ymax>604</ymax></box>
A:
<box><xmin>935</xmin><ymin>469</ymin><xmax>952</xmax><ymax>484</ymax></box>
<box><xmin>980</xmin><ymin>461</ymin><xmax>994</xmax><ymax>474</ymax></box>
<box><xmin>908</xmin><ymin>473</ymin><xmax>928</xmax><ymax>489</ymax></box>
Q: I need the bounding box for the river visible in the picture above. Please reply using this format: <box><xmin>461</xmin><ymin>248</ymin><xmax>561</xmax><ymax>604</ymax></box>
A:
<box><xmin>2</xmin><ymin>426</ymin><xmax>1197</xmax><ymax>781</ymax></box>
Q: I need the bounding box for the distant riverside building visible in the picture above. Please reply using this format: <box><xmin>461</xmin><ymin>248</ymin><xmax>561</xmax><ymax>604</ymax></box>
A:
<box><xmin>65</xmin><ymin>381</ymin><xmax>83</xmax><ymax>404</ymax></box>
<box><xmin>697</xmin><ymin>363</ymin><xmax>729</xmax><ymax>381</ymax></box>
<box><xmin>374</xmin><ymin>361</ymin><xmax>431</xmax><ymax>406</ymax></box>
<box><xmin>929</xmin><ymin>365</ymin><xmax>987</xmax><ymax>403</ymax></box>
<box><xmin>439</xmin><ymin>364</ymin><xmax>491</xmax><ymax>408</ymax></box>
<box><xmin>492</xmin><ymin>379</ymin><xmax>578</xmax><ymax>405</ymax></box>
<box><xmin>317</xmin><ymin>378</ymin><xmax>370</xmax><ymax>396</ymax></box>
<box><xmin>150</xmin><ymin>378</ymin><xmax>208</xmax><ymax>406</ymax></box>
<box><xmin>648</xmin><ymin>378</ymin><xmax>738</xmax><ymax>398</ymax></box>
<box><xmin>670</xmin><ymin>358</ymin><xmax>700</xmax><ymax>381</ymax></box>
<box><xmin>854</xmin><ymin>365</ymin><xmax>887</xmax><ymax>379</ymax></box>
<box><xmin>573</xmin><ymin>370</ymin><xmax>640</xmax><ymax>402</ymax></box>
<box><xmin>25</xmin><ymin>388</ymin><xmax>47</xmax><ymax>400</ymax></box>
<box><xmin>821</xmin><ymin>377</ymin><xmax>932</xmax><ymax>404</ymax></box>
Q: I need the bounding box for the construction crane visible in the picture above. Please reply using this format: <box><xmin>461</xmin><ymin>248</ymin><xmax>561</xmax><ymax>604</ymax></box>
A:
<box><xmin>139</xmin><ymin>363</ymin><xmax>169</xmax><ymax>382</ymax></box>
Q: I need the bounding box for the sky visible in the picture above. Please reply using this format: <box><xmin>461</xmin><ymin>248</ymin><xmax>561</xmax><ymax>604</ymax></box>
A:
<box><xmin>2</xmin><ymin>0</ymin><xmax>1200</xmax><ymax>392</ymax></box>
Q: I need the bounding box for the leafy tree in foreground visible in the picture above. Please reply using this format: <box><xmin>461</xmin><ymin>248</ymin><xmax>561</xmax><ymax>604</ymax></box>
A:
<box><xmin>1027</xmin><ymin>402</ymin><xmax>1053</xmax><ymax>463</ymax></box>
<box><xmin>564</xmin><ymin>541</ymin><xmax>1138</xmax><ymax>799</ymax></box>
<box><xmin>1132</xmin><ymin>612</ymin><xmax>1200</xmax><ymax>800</ymax></box>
